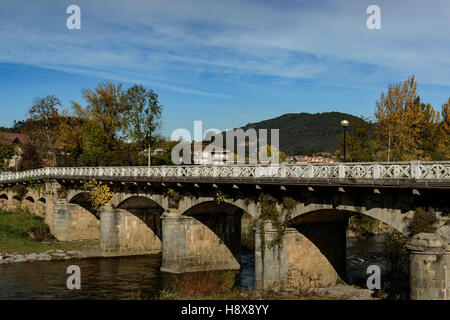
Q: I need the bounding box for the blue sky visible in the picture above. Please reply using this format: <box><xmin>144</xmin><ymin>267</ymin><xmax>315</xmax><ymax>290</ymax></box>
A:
<box><xmin>1</xmin><ymin>0</ymin><xmax>450</xmax><ymax>137</ymax></box>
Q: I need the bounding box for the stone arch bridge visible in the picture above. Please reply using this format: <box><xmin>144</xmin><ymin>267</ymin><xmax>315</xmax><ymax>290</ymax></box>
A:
<box><xmin>0</xmin><ymin>161</ymin><xmax>449</xmax><ymax>300</ymax></box>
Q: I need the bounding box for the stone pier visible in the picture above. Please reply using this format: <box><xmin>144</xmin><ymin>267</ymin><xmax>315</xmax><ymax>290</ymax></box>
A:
<box><xmin>161</xmin><ymin>209</ymin><xmax>241</xmax><ymax>273</ymax></box>
<box><xmin>100</xmin><ymin>203</ymin><xmax>162</xmax><ymax>255</ymax></box>
<box><xmin>255</xmin><ymin>220</ymin><xmax>347</xmax><ymax>291</ymax></box>
<box><xmin>407</xmin><ymin>233</ymin><xmax>450</xmax><ymax>300</ymax></box>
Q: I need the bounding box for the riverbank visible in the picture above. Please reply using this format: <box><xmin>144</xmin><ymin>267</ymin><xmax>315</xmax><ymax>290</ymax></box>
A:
<box><xmin>157</xmin><ymin>283</ymin><xmax>376</xmax><ymax>300</ymax></box>
<box><xmin>156</xmin><ymin>270</ymin><xmax>376</xmax><ymax>300</ymax></box>
<box><xmin>0</xmin><ymin>209</ymin><xmax>99</xmax><ymax>263</ymax></box>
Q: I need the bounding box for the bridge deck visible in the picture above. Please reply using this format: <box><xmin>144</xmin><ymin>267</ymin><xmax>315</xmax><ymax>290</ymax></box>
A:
<box><xmin>1</xmin><ymin>162</ymin><xmax>450</xmax><ymax>188</ymax></box>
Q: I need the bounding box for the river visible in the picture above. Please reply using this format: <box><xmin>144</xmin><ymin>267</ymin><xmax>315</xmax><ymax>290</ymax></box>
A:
<box><xmin>0</xmin><ymin>235</ymin><xmax>389</xmax><ymax>299</ymax></box>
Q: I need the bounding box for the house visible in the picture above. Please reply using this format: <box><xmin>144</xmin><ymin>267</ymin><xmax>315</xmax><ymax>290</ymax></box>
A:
<box><xmin>152</xmin><ymin>148</ymin><xmax>165</xmax><ymax>155</ymax></box>
<box><xmin>286</xmin><ymin>154</ymin><xmax>337</xmax><ymax>164</ymax></box>
<box><xmin>192</xmin><ymin>142</ymin><xmax>231</xmax><ymax>165</ymax></box>
<box><xmin>0</xmin><ymin>132</ymin><xmax>31</xmax><ymax>169</ymax></box>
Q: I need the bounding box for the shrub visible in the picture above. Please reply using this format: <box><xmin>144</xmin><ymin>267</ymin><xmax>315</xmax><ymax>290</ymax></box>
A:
<box><xmin>285</xmin><ymin>267</ymin><xmax>320</xmax><ymax>297</ymax></box>
<box><xmin>409</xmin><ymin>207</ymin><xmax>437</xmax><ymax>236</ymax></box>
<box><xmin>11</xmin><ymin>185</ymin><xmax>27</xmax><ymax>201</ymax></box>
<box><xmin>163</xmin><ymin>270</ymin><xmax>237</xmax><ymax>298</ymax></box>
<box><xmin>383</xmin><ymin>230</ymin><xmax>409</xmax><ymax>273</ymax></box>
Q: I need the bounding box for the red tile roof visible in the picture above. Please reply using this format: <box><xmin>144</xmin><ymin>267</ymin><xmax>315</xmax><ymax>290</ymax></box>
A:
<box><xmin>0</xmin><ymin>132</ymin><xmax>31</xmax><ymax>145</ymax></box>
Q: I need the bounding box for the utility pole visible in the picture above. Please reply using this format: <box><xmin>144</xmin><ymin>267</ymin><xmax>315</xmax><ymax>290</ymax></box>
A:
<box><xmin>387</xmin><ymin>129</ymin><xmax>391</xmax><ymax>162</ymax></box>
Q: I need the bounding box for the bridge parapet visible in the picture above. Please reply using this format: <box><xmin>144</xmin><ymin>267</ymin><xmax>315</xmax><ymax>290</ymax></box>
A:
<box><xmin>1</xmin><ymin>161</ymin><xmax>450</xmax><ymax>185</ymax></box>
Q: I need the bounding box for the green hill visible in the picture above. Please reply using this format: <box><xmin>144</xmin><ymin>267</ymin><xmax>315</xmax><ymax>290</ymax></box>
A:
<box><xmin>236</xmin><ymin>112</ymin><xmax>364</xmax><ymax>156</ymax></box>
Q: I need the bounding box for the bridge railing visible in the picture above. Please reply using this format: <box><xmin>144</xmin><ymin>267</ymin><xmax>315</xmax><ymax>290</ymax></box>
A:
<box><xmin>1</xmin><ymin>161</ymin><xmax>450</xmax><ymax>183</ymax></box>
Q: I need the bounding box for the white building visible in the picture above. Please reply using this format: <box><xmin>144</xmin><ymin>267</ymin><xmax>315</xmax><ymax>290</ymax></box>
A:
<box><xmin>193</xmin><ymin>143</ymin><xmax>231</xmax><ymax>165</ymax></box>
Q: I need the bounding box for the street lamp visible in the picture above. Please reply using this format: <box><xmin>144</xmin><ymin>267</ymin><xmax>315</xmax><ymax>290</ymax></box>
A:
<box><xmin>126</xmin><ymin>140</ymin><xmax>132</xmax><ymax>165</ymax></box>
<box><xmin>340</xmin><ymin>120</ymin><xmax>349</xmax><ymax>162</ymax></box>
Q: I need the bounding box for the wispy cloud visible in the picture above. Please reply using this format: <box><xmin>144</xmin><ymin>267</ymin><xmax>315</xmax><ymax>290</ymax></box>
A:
<box><xmin>1</xmin><ymin>0</ymin><xmax>450</xmax><ymax>93</ymax></box>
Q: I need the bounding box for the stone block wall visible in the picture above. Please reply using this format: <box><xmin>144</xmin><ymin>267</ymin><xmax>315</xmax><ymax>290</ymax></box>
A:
<box><xmin>256</xmin><ymin>220</ymin><xmax>347</xmax><ymax>290</ymax></box>
<box><xmin>116</xmin><ymin>208</ymin><xmax>162</xmax><ymax>253</ymax></box>
<box><xmin>0</xmin><ymin>190</ymin><xmax>45</xmax><ymax>217</ymax></box>
<box><xmin>100</xmin><ymin>205</ymin><xmax>162</xmax><ymax>254</ymax></box>
<box><xmin>0</xmin><ymin>197</ymin><xmax>9</xmax><ymax>210</ymax></box>
<box><xmin>53</xmin><ymin>202</ymin><xmax>100</xmax><ymax>241</ymax></box>
<box><xmin>21</xmin><ymin>198</ymin><xmax>46</xmax><ymax>217</ymax></box>
<box><xmin>161</xmin><ymin>211</ymin><xmax>241</xmax><ymax>273</ymax></box>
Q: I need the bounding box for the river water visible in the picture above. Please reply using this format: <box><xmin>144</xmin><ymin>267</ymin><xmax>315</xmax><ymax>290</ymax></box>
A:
<box><xmin>0</xmin><ymin>235</ymin><xmax>388</xmax><ymax>299</ymax></box>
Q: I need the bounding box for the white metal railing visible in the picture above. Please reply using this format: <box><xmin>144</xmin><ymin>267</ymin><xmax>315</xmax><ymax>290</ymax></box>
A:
<box><xmin>0</xmin><ymin>161</ymin><xmax>449</xmax><ymax>183</ymax></box>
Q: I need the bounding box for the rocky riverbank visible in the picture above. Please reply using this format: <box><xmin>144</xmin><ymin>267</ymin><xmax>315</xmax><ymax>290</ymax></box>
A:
<box><xmin>0</xmin><ymin>249</ymin><xmax>89</xmax><ymax>264</ymax></box>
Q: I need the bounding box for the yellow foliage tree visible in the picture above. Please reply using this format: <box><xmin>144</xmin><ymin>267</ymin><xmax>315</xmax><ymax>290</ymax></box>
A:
<box><xmin>82</xmin><ymin>179</ymin><xmax>113</xmax><ymax>215</ymax></box>
<box><xmin>258</xmin><ymin>145</ymin><xmax>287</xmax><ymax>164</ymax></box>
<box><xmin>436</xmin><ymin>100</ymin><xmax>450</xmax><ymax>159</ymax></box>
<box><xmin>373</xmin><ymin>75</ymin><xmax>440</xmax><ymax>161</ymax></box>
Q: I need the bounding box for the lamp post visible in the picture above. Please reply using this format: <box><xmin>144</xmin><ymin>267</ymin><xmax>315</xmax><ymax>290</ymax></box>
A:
<box><xmin>126</xmin><ymin>140</ymin><xmax>132</xmax><ymax>165</ymax></box>
<box><xmin>340</xmin><ymin>120</ymin><xmax>349</xmax><ymax>162</ymax></box>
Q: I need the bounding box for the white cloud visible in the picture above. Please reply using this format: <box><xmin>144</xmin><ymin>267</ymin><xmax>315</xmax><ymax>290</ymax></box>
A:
<box><xmin>1</xmin><ymin>0</ymin><xmax>450</xmax><ymax>93</ymax></box>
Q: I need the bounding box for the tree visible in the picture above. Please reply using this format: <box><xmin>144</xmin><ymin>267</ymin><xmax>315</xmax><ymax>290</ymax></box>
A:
<box><xmin>18</xmin><ymin>143</ymin><xmax>40</xmax><ymax>171</ymax></box>
<box><xmin>373</xmin><ymin>76</ymin><xmax>440</xmax><ymax>161</ymax></box>
<box><xmin>258</xmin><ymin>145</ymin><xmax>287</xmax><ymax>163</ymax></box>
<box><xmin>0</xmin><ymin>142</ymin><xmax>16</xmax><ymax>170</ymax></box>
<box><xmin>340</xmin><ymin>118</ymin><xmax>375</xmax><ymax>162</ymax></box>
<box><xmin>27</xmin><ymin>95</ymin><xmax>62</xmax><ymax>166</ymax></box>
<box><xmin>124</xmin><ymin>85</ymin><xmax>163</xmax><ymax>166</ymax></box>
<box><xmin>436</xmin><ymin>100</ymin><xmax>450</xmax><ymax>160</ymax></box>
<box><xmin>54</xmin><ymin>107</ymin><xmax>87</xmax><ymax>166</ymax></box>
<box><xmin>82</xmin><ymin>82</ymin><xmax>128</xmax><ymax>144</ymax></box>
<box><xmin>77</xmin><ymin>122</ymin><xmax>110</xmax><ymax>166</ymax></box>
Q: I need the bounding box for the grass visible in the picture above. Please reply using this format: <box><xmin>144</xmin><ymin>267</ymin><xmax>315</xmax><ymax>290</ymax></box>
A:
<box><xmin>156</xmin><ymin>269</ymin><xmax>340</xmax><ymax>300</ymax></box>
<box><xmin>0</xmin><ymin>209</ymin><xmax>98</xmax><ymax>254</ymax></box>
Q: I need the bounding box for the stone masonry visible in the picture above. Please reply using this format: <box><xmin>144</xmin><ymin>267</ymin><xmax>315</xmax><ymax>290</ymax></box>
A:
<box><xmin>255</xmin><ymin>220</ymin><xmax>347</xmax><ymax>291</ymax></box>
<box><xmin>407</xmin><ymin>233</ymin><xmax>450</xmax><ymax>300</ymax></box>
<box><xmin>161</xmin><ymin>208</ymin><xmax>242</xmax><ymax>273</ymax></box>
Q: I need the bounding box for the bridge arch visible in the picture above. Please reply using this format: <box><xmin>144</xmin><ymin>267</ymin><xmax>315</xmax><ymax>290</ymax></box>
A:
<box><xmin>114</xmin><ymin>196</ymin><xmax>165</xmax><ymax>253</ymax></box>
<box><xmin>180</xmin><ymin>200</ymin><xmax>246</xmax><ymax>271</ymax></box>
<box><xmin>0</xmin><ymin>193</ymin><xmax>8</xmax><ymax>211</ymax></box>
<box><xmin>288</xmin><ymin>201</ymin><xmax>409</xmax><ymax>236</ymax></box>
<box><xmin>68</xmin><ymin>191</ymin><xmax>97</xmax><ymax>216</ymax></box>
<box><xmin>179</xmin><ymin>196</ymin><xmax>258</xmax><ymax>219</ymax></box>
<box><xmin>273</xmin><ymin>205</ymin><xmax>410</xmax><ymax>288</ymax></box>
<box><xmin>112</xmin><ymin>193</ymin><xmax>165</xmax><ymax>210</ymax></box>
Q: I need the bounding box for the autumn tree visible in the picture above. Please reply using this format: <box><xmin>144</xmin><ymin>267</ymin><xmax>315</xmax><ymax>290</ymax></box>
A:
<box><xmin>0</xmin><ymin>142</ymin><xmax>16</xmax><ymax>170</ymax></box>
<box><xmin>16</xmin><ymin>82</ymin><xmax>168</xmax><ymax>169</ymax></box>
<box><xmin>27</xmin><ymin>95</ymin><xmax>62</xmax><ymax>165</ymax></box>
<box><xmin>436</xmin><ymin>99</ymin><xmax>450</xmax><ymax>159</ymax></box>
<box><xmin>258</xmin><ymin>144</ymin><xmax>287</xmax><ymax>163</ymax></box>
<box><xmin>17</xmin><ymin>143</ymin><xmax>40</xmax><ymax>171</ymax></box>
<box><xmin>373</xmin><ymin>76</ymin><xmax>440</xmax><ymax>161</ymax></box>
<box><xmin>124</xmin><ymin>84</ymin><xmax>163</xmax><ymax>166</ymax></box>
<box><xmin>82</xmin><ymin>82</ymin><xmax>128</xmax><ymax>144</ymax></box>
